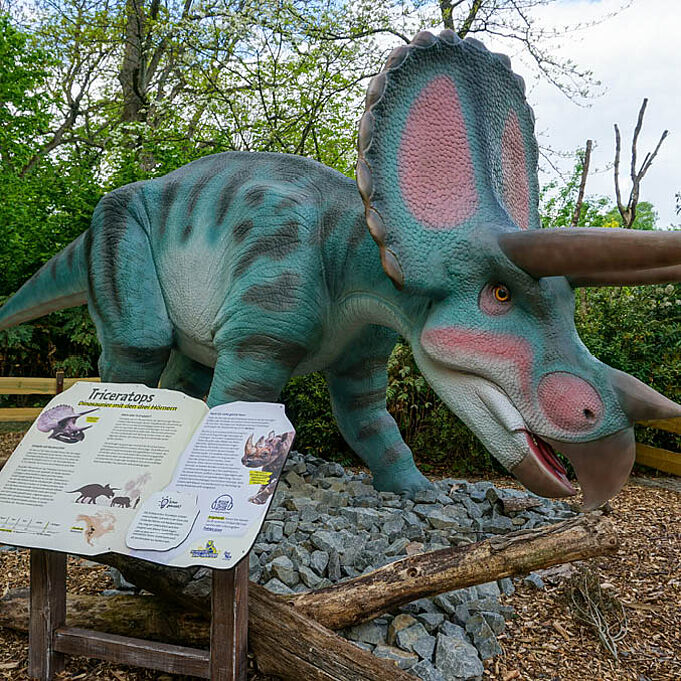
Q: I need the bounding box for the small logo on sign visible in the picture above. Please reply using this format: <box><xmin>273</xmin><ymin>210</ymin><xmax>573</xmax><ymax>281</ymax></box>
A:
<box><xmin>159</xmin><ymin>496</ymin><xmax>181</xmax><ymax>510</ymax></box>
<box><xmin>190</xmin><ymin>540</ymin><xmax>219</xmax><ymax>558</ymax></box>
<box><xmin>211</xmin><ymin>494</ymin><xmax>234</xmax><ymax>512</ymax></box>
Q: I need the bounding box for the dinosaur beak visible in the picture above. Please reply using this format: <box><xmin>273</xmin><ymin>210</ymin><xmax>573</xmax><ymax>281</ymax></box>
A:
<box><xmin>513</xmin><ymin>370</ymin><xmax>681</xmax><ymax>510</ymax></box>
<box><xmin>498</xmin><ymin>228</ymin><xmax>681</xmax><ymax>281</ymax></box>
<box><xmin>545</xmin><ymin>429</ymin><xmax>635</xmax><ymax>511</ymax></box>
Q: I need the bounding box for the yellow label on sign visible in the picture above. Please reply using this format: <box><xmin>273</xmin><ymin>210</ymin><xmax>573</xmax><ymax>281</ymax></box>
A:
<box><xmin>86</xmin><ymin>416</ymin><xmax>99</xmax><ymax>423</ymax></box>
<box><xmin>249</xmin><ymin>471</ymin><xmax>272</xmax><ymax>485</ymax></box>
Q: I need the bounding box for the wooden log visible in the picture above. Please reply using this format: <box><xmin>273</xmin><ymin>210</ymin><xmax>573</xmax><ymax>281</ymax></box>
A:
<box><xmin>289</xmin><ymin>515</ymin><xmax>618</xmax><ymax>630</ymax></box>
<box><xmin>0</xmin><ymin>587</ymin><xmax>413</xmax><ymax>681</ymax></box>
<box><xmin>0</xmin><ymin>589</ymin><xmax>210</xmax><ymax>647</ymax></box>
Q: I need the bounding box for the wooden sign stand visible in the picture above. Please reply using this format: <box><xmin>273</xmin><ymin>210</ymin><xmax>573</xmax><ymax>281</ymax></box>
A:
<box><xmin>27</xmin><ymin>372</ymin><xmax>250</xmax><ymax>680</ymax></box>
<box><xmin>28</xmin><ymin>548</ymin><xmax>249</xmax><ymax>680</ymax></box>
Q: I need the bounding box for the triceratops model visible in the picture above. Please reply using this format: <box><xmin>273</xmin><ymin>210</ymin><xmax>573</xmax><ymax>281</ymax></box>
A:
<box><xmin>2</xmin><ymin>30</ymin><xmax>681</xmax><ymax>509</ymax></box>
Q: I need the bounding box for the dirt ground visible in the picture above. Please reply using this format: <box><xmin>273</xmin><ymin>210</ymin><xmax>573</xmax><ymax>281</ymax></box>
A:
<box><xmin>1</xmin><ymin>430</ymin><xmax>680</xmax><ymax>681</ymax></box>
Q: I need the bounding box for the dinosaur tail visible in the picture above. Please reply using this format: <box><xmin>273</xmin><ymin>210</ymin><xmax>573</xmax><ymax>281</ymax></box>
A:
<box><xmin>0</xmin><ymin>231</ymin><xmax>89</xmax><ymax>331</ymax></box>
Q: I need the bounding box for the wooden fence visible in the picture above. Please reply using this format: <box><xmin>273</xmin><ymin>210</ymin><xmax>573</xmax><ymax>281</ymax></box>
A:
<box><xmin>0</xmin><ymin>375</ymin><xmax>679</xmax><ymax>476</ymax></box>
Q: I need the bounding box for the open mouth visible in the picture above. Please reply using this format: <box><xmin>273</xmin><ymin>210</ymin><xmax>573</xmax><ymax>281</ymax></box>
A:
<box><xmin>521</xmin><ymin>430</ymin><xmax>576</xmax><ymax>496</ymax></box>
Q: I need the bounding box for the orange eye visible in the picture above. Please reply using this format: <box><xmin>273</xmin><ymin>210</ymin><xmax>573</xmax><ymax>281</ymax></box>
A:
<box><xmin>493</xmin><ymin>284</ymin><xmax>511</xmax><ymax>303</ymax></box>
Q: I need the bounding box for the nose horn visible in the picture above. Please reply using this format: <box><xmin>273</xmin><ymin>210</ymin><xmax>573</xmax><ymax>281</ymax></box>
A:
<box><xmin>611</xmin><ymin>369</ymin><xmax>681</xmax><ymax>422</ymax></box>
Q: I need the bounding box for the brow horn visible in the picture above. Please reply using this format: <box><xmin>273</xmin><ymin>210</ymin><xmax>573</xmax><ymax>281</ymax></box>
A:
<box><xmin>498</xmin><ymin>228</ymin><xmax>681</xmax><ymax>279</ymax></box>
<box><xmin>569</xmin><ymin>265</ymin><xmax>681</xmax><ymax>287</ymax></box>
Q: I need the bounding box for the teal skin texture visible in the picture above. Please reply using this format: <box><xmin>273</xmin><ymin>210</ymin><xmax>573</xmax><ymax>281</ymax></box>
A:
<box><xmin>0</xmin><ymin>31</ymin><xmax>664</xmax><ymax>497</ymax></box>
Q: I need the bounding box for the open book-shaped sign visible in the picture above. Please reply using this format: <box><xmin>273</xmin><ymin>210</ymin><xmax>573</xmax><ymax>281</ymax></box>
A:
<box><xmin>0</xmin><ymin>382</ymin><xmax>294</xmax><ymax>569</ymax></box>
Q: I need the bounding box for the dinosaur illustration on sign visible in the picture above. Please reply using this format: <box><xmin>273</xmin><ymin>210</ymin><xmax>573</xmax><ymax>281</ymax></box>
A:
<box><xmin>36</xmin><ymin>405</ymin><xmax>98</xmax><ymax>443</ymax></box>
<box><xmin>67</xmin><ymin>483</ymin><xmax>118</xmax><ymax>504</ymax></box>
<box><xmin>2</xmin><ymin>30</ymin><xmax>681</xmax><ymax>508</ymax></box>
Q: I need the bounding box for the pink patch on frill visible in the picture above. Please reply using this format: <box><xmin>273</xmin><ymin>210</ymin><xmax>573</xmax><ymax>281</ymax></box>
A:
<box><xmin>537</xmin><ymin>372</ymin><xmax>603</xmax><ymax>432</ymax></box>
<box><xmin>421</xmin><ymin>327</ymin><xmax>533</xmax><ymax>396</ymax></box>
<box><xmin>501</xmin><ymin>111</ymin><xmax>530</xmax><ymax>230</ymax></box>
<box><xmin>398</xmin><ymin>76</ymin><xmax>478</xmax><ymax>229</ymax></box>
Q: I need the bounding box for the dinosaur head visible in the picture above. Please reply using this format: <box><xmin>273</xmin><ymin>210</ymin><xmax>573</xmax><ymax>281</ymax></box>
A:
<box><xmin>357</xmin><ymin>30</ymin><xmax>681</xmax><ymax>509</ymax></box>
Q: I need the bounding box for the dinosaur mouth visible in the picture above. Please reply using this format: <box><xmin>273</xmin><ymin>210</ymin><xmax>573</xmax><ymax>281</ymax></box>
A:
<box><xmin>512</xmin><ymin>430</ymin><xmax>576</xmax><ymax>498</ymax></box>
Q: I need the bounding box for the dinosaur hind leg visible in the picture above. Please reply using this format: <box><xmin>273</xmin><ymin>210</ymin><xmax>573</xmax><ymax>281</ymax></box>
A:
<box><xmin>87</xmin><ymin>194</ymin><xmax>173</xmax><ymax>387</ymax></box>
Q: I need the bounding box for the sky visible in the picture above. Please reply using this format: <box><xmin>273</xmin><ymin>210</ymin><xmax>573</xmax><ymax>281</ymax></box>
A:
<box><xmin>478</xmin><ymin>0</ymin><xmax>680</xmax><ymax>228</ymax></box>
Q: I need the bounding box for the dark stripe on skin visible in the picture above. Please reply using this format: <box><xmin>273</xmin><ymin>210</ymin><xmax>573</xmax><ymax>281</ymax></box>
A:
<box><xmin>233</xmin><ymin>219</ymin><xmax>254</xmax><ymax>243</ymax></box>
<box><xmin>65</xmin><ymin>239</ymin><xmax>76</xmax><ymax>271</ymax></box>
<box><xmin>337</xmin><ymin>356</ymin><xmax>387</xmax><ymax>381</ymax></box>
<box><xmin>317</xmin><ymin>204</ymin><xmax>345</xmax><ymax>243</ymax></box>
<box><xmin>110</xmin><ymin>344</ymin><xmax>170</xmax><ymax>365</ymax></box>
<box><xmin>347</xmin><ymin>388</ymin><xmax>387</xmax><ymax>411</ymax></box>
<box><xmin>158</xmin><ymin>179</ymin><xmax>181</xmax><ymax>239</ymax></box>
<box><xmin>275</xmin><ymin>197</ymin><xmax>299</xmax><ymax>213</ymax></box>
<box><xmin>234</xmin><ymin>222</ymin><xmax>300</xmax><ymax>279</ymax></box>
<box><xmin>241</xmin><ymin>272</ymin><xmax>301</xmax><ymax>312</ymax></box>
<box><xmin>83</xmin><ymin>229</ymin><xmax>103</xmax><ymax>320</ymax></box>
<box><xmin>100</xmin><ymin>188</ymin><xmax>136</xmax><ymax>314</ymax></box>
<box><xmin>181</xmin><ymin>223</ymin><xmax>193</xmax><ymax>242</ymax></box>
<box><xmin>49</xmin><ymin>257</ymin><xmax>58</xmax><ymax>280</ymax></box>
<box><xmin>216</xmin><ymin>170</ymin><xmax>252</xmax><ymax>225</ymax></box>
<box><xmin>357</xmin><ymin>414</ymin><xmax>394</xmax><ymax>440</ymax></box>
<box><xmin>348</xmin><ymin>214</ymin><xmax>368</xmax><ymax>251</ymax></box>
<box><xmin>224</xmin><ymin>379</ymin><xmax>281</xmax><ymax>402</ymax></box>
<box><xmin>244</xmin><ymin>186</ymin><xmax>266</xmax><ymax>207</ymax></box>
<box><xmin>236</xmin><ymin>334</ymin><xmax>308</xmax><ymax>369</ymax></box>
<box><xmin>186</xmin><ymin>171</ymin><xmax>213</xmax><ymax>217</ymax></box>
<box><xmin>384</xmin><ymin>442</ymin><xmax>408</xmax><ymax>464</ymax></box>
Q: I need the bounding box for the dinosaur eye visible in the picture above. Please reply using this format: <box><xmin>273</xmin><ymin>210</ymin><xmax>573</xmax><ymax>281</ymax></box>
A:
<box><xmin>479</xmin><ymin>283</ymin><xmax>513</xmax><ymax>315</ymax></box>
<box><xmin>493</xmin><ymin>284</ymin><xmax>511</xmax><ymax>303</ymax></box>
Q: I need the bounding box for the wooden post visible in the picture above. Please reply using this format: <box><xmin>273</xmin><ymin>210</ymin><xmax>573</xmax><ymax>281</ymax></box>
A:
<box><xmin>211</xmin><ymin>558</ymin><xmax>249</xmax><ymax>681</ymax></box>
<box><xmin>28</xmin><ymin>550</ymin><xmax>67</xmax><ymax>680</ymax></box>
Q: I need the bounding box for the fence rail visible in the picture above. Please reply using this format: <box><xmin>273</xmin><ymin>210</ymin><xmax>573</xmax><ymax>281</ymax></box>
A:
<box><xmin>0</xmin><ymin>375</ymin><xmax>679</xmax><ymax>476</ymax></box>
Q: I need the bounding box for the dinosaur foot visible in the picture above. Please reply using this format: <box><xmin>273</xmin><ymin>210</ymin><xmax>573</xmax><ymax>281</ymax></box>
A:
<box><xmin>371</xmin><ymin>465</ymin><xmax>433</xmax><ymax>498</ymax></box>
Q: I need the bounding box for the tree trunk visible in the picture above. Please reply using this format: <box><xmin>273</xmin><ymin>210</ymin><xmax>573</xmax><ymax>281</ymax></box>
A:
<box><xmin>289</xmin><ymin>514</ymin><xmax>617</xmax><ymax>629</ymax></box>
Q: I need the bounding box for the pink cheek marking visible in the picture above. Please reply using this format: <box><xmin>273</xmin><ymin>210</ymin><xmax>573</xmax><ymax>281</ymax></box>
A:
<box><xmin>421</xmin><ymin>327</ymin><xmax>533</xmax><ymax>396</ymax></box>
<box><xmin>537</xmin><ymin>372</ymin><xmax>603</xmax><ymax>432</ymax></box>
<box><xmin>398</xmin><ymin>75</ymin><xmax>478</xmax><ymax>229</ymax></box>
<box><xmin>501</xmin><ymin>111</ymin><xmax>530</xmax><ymax>230</ymax></box>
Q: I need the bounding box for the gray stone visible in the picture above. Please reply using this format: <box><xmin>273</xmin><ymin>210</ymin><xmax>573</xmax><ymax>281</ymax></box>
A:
<box><xmin>411</xmin><ymin>660</ymin><xmax>446</xmax><ymax>681</ymax></box>
<box><xmin>107</xmin><ymin>567</ymin><xmax>137</xmax><ymax>592</ymax></box>
<box><xmin>481</xmin><ymin>611</ymin><xmax>505</xmax><ymax>635</ymax></box>
<box><xmin>439</xmin><ymin>621</ymin><xmax>467</xmax><ymax>639</ymax></box>
<box><xmin>310</xmin><ymin>549</ymin><xmax>329</xmax><ymax>575</ymax></box>
<box><xmin>475</xmin><ymin>581</ymin><xmax>501</xmax><ymax>599</ymax></box>
<box><xmin>427</xmin><ymin>509</ymin><xmax>463</xmax><ymax>530</ymax></box>
<box><xmin>498</xmin><ymin>577</ymin><xmax>515</xmax><ymax>596</ymax></box>
<box><xmin>310</xmin><ymin>530</ymin><xmax>343</xmax><ymax>553</ymax></box>
<box><xmin>416</xmin><ymin>613</ymin><xmax>446</xmax><ymax>634</ymax></box>
<box><xmin>475</xmin><ymin>634</ymin><xmax>502</xmax><ymax>660</ymax></box>
<box><xmin>266</xmin><ymin>555</ymin><xmax>298</xmax><ymax>587</ymax></box>
<box><xmin>435</xmin><ymin>634</ymin><xmax>484</xmax><ymax>679</ymax></box>
<box><xmin>386</xmin><ymin>537</ymin><xmax>410</xmax><ymax>556</ymax></box>
<box><xmin>413</xmin><ymin>488</ymin><xmax>439</xmax><ymax>504</ymax></box>
<box><xmin>299</xmin><ymin>565</ymin><xmax>323</xmax><ymax>589</ymax></box>
<box><xmin>346</xmin><ymin>620</ymin><xmax>388</xmax><ymax>646</ymax></box>
<box><xmin>263</xmin><ymin>578</ymin><xmax>294</xmax><ymax>595</ymax></box>
<box><xmin>395</xmin><ymin>623</ymin><xmax>431</xmax><ymax>652</ymax></box>
<box><xmin>388</xmin><ymin>614</ymin><xmax>418</xmax><ymax>645</ymax></box>
<box><xmin>524</xmin><ymin>572</ymin><xmax>546</xmax><ymax>589</ymax></box>
<box><xmin>327</xmin><ymin>549</ymin><xmax>341</xmax><ymax>581</ymax></box>
<box><xmin>372</xmin><ymin>645</ymin><xmax>419</xmax><ymax>669</ymax></box>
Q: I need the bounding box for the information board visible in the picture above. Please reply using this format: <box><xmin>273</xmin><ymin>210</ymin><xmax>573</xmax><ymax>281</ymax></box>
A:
<box><xmin>0</xmin><ymin>382</ymin><xmax>294</xmax><ymax>569</ymax></box>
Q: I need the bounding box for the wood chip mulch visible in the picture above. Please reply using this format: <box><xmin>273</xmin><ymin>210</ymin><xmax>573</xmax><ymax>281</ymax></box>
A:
<box><xmin>1</xmin><ymin>429</ymin><xmax>679</xmax><ymax>681</ymax></box>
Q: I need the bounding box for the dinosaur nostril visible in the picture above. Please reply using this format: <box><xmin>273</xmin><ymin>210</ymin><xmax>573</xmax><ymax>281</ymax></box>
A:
<box><xmin>538</xmin><ymin>372</ymin><xmax>603</xmax><ymax>432</ymax></box>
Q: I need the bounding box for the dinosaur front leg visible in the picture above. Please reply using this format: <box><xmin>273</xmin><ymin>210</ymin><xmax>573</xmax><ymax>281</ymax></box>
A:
<box><xmin>325</xmin><ymin>327</ymin><xmax>431</xmax><ymax>495</ymax></box>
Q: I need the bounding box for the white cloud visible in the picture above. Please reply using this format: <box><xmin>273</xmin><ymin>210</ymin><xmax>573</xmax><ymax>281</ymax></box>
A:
<box><xmin>479</xmin><ymin>0</ymin><xmax>681</xmax><ymax>227</ymax></box>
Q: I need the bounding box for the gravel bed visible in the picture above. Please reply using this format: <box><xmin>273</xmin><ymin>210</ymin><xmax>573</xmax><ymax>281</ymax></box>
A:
<box><xmin>103</xmin><ymin>450</ymin><xmax>577</xmax><ymax>680</ymax></box>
